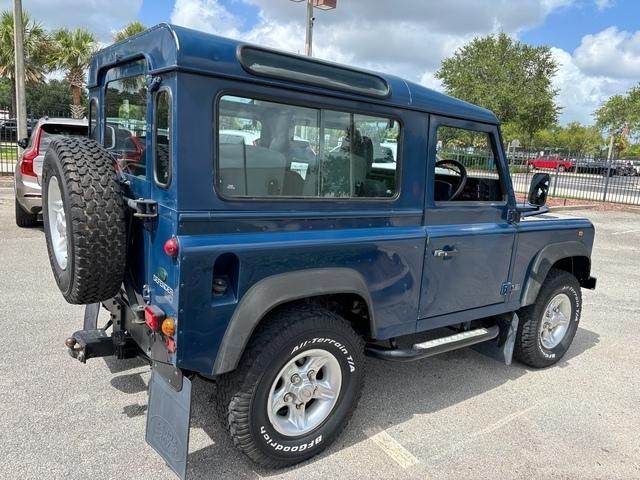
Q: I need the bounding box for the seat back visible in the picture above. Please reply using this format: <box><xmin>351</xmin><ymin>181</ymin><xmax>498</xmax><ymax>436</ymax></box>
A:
<box><xmin>219</xmin><ymin>144</ymin><xmax>287</xmax><ymax>196</ymax></box>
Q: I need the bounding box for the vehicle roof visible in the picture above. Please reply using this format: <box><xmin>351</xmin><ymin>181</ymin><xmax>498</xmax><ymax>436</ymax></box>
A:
<box><xmin>89</xmin><ymin>23</ymin><xmax>499</xmax><ymax>125</ymax></box>
<box><xmin>37</xmin><ymin>117</ymin><xmax>88</xmax><ymax>126</ymax></box>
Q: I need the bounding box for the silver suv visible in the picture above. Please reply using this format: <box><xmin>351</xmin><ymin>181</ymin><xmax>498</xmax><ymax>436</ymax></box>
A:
<box><xmin>14</xmin><ymin>117</ymin><xmax>88</xmax><ymax>227</ymax></box>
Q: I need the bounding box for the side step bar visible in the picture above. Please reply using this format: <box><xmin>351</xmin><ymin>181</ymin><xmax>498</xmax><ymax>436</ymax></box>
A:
<box><xmin>365</xmin><ymin>325</ymin><xmax>500</xmax><ymax>362</ymax></box>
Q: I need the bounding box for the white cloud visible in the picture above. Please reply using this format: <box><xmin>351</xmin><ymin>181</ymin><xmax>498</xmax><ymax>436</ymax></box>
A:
<box><xmin>593</xmin><ymin>0</ymin><xmax>614</xmax><ymax>10</ymax></box>
<box><xmin>0</xmin><ymin>0</ymin><xmax>143</xmax><ymax>42</ymax></box>
<box><xmin>550</xmin><ymin>47</ymin><xmax>635</xmax><ymax>124</ymax></box>
<box><xmin>169</xmin><ymin>0</ymin><xmax>638</xmax><ymax>125</ymax></box>
<box><xmin>170</xmin><ymin>0</ymin><xmax>241</xmax><ymax>38</ymax></box>
<box><xmin>574</xmin><ymin>27</ymin><xmax>640</xmax><ymax>79</ymax></box>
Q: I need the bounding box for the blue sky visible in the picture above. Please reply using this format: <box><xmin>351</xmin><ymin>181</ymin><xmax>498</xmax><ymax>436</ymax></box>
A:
<box><xmin>520</xmin><ymin>0</ymin><xmax>640</xmax><ymax>51</ymax></box>
<box><xmin>3</xmin><ymin>0</ymin><xmax>637</xmax><ymax>125</ymax></box>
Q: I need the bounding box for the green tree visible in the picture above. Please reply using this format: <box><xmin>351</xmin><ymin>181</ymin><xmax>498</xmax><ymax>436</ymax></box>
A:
<box><xmin>0</xmin><ymin>10</ymin><xmax>52</xmax><ymax>115</ymax></box>
<box><xmin>27</xmin><ymin>79</ymin><xmax>80</xmax><ymax>114</ymax></box>
<box><xmin>52</xmin><ymin>28</ymin><xmax>96</xmax><ymax>118</ymax></box>
<box><xmin>436</xmin><ymin>33</ymin><xmax>559</xmax><ymax>145</ymax></box>
<box><xmin>595</xmin><ymin>85</ymin><xmax>640</xmax><ymax>159</ymax></box>
<box><xmin>113</xmin><ymin>21</ymin><xmax>146</xmax><ymax>43</ymax></box>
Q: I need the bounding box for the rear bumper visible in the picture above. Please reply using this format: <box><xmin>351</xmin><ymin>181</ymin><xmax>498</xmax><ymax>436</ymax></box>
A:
<box><xmin>14</xmin><ymin>170</ymin><xmax>42</xmax><ymax>213</ymax></box>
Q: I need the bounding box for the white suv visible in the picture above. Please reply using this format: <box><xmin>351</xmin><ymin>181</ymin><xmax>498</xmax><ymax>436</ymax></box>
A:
<box><xmin>14</xmin><ymin>117</ymin><xmax>88</xmax><ymax>227</ymax></box>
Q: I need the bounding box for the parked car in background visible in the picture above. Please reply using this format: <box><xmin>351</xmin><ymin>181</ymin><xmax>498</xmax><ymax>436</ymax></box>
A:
<box><xmin>14</xmin><ymin>117</ymin><xmax>88</xmax><ymax>227</ymax></box>
<box><xmin>614</xmin><ymin>160</ymin><xmax>636</xmax><ymax>176</ymax></box>
<box><xmin>630</xmin><ymin>160</ymin><xmax>640</xmax><ymax>176</ymax></box>
<box><xmin>573</xmin><ymin>158</ymin><xmax>630</xmax><ymax>176</ymax></box>
<box><xmin>574</xmin><ymin>158</ymin><xmax>608</xmax><ymax>175</ymax></box>
<box><xmin>528</xmin><ymin>154</ymin><xmax>574</xmax><ymax>172</ymax></box>
<box><xmin>1</xmin><ymin>118</ymin><xmax>35</xmax><ymax>141</ymax></box>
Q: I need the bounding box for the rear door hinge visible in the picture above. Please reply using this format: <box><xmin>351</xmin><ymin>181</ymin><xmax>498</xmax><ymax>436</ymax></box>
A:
<box><xmin>127</xmin><ymin>197</ymin><xmax>158</xmax><ymax>220</ymax></box>
<box><xmin>500</xmin><ymin>282</ymin><xmax>520</xmax><ymax>296</ymax></box>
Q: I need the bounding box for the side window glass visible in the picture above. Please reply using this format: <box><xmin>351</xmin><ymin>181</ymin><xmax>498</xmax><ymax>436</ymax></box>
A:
<box><xmin>88</xmin><ymin>98</ymin><xmax>97</xmax><ymax>139</ymax></box>
<box><xmin>104</xmin><ymin>75</ymin><xmax>147</xmax><ymax>178</ymax></box>
<box><xmin>217</xmin><ymin>95</ymin><xmax>399</xmax><ymax>199</ymax></box>
<box><xmin>434</xmin><ymin>125</ymin><xmax>504</xmax><ymax>202</ymax></box>
<box><xmin>154</xmin><ymin>90</ymin><xmax>171</xmax><ymax>186</ymax></box>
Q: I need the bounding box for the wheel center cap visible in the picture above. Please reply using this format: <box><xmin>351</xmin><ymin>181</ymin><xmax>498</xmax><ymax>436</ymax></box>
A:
<box><xmin>299</xmin><ymin>386</ymin><xmax>313</xmax><ymax>401</ymax></box>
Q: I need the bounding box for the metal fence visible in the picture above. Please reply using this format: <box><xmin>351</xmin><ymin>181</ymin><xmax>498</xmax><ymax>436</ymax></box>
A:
<box><xmin>0</xmin><ymin>111</ymin><xmax>72</xmax><ymax>176</ymax></box>
<box><xmin>507</xmin><ymin>152</ymin><xmax>640</xmax><ymax>205</ymax></box>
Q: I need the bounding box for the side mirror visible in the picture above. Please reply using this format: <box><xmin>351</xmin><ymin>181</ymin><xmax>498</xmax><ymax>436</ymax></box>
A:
<box><xmin>17</xmin><ymin>137</ymin><xmax>28</xmax><ymax>149</ymax></box>
<box><xmin>528</xmin><ymin>172</ymin><xmax>550</xmax><ymax>207</ymax></box>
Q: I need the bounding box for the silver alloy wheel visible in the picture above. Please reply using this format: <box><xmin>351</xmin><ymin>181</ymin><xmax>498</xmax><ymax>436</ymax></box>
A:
<box><xmin>47</xmin><ymin>176</ymin><xmax>68</xmax><ymax>270</ymax></box>
<box><xmin>539</xmin><ymin>293</ymin><xmax>572</xmax><ymax>349</ymax></box>
<box><xmin>267</xmin><ymin>348</ymin><xmax>342</xmax><ymax>437</ymax></box>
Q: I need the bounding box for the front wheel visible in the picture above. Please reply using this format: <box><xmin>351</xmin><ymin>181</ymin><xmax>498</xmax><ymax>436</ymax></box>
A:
<box><xmin>216</xmin><ymin>305</ymin><xmax>365</xmax><ymax>468</ymax></box>
<box><xmin>514</xmin><ymin>269</ymin><xmax>582</xmax><ymax>368</ymax></box>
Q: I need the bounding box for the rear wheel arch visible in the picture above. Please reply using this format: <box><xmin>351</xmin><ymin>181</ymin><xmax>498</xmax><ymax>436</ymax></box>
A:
<box><xmin>211</xmin><ymin>268</ymin><xmax>374</xmax><ymax>375</ymax></box>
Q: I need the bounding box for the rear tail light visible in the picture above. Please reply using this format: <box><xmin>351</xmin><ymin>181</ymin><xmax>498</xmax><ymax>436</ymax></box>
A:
<box><xmin>163</xmin><ymin>237</ymin><xmax>179</xmax><ymax>257</ymax></box>
<box><xmin>19</xmin><ymin>129</ymin><xmax>41</xmax><ymax>177</ymax></box>
<box><xmin>144</xmin><ymin>305</ymin><xmax>165</xmax><ymax>331</ymax></box>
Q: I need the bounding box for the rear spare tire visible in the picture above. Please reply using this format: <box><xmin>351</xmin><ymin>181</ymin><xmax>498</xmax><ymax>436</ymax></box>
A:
<box><xmin>42</xmin><ymin>137</ymin><xmax>127</xmax><ymax>304</ymax></box>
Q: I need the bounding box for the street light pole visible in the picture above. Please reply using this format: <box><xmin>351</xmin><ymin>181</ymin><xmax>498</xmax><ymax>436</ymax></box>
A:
<box><xmin>290</xmin><ymin>0</ymin><xmax>337</xmax><ymax>57</ymax></box>
<box><xmin>13</xmin><ymin>0</ymin><xmax>27</xmax><ymax>143</ymax></box>
<box><xmin>305</xmin><ymin>0</ymin><xmax>314</xmax><ymax>57</ymax></box>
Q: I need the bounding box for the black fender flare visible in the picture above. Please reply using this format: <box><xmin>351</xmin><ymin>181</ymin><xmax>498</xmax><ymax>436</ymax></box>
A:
<box><xmin>520</xmin><ymin>241</ymin><xmax>590</xmax><ymax>306</ymax></box>
<box><xmin>212</xmin><ymin>268</ymin><xmax>375</xmax><ymax>375</ymax></box>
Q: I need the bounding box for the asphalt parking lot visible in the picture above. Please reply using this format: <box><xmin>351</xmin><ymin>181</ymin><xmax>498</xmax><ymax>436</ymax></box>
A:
<box><xmin>1</xmin><ymin>184</ymin><xmax>639</xmax><ymax>480</ymax></box>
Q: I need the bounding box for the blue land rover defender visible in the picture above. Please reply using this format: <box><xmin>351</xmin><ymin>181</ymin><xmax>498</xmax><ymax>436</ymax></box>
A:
<box><xmin>42</xmin><ymin>24</ymin><xmax>596</xmax><ymax>479</ymax></box>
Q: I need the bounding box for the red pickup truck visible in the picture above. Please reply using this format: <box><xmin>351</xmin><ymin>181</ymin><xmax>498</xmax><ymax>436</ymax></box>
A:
<box><xmin>528</xmin><ymin>154</ymin><xmax>574</xmax><ymax>172</ymax></box>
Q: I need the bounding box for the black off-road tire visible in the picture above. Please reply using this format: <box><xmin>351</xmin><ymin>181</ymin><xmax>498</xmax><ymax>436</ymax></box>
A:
<box><xmin>15</xmin><ymin>198</ymin><xmax>38</xmax><ymax>227</ymax></box>
<box><xmin>42</xmin><ymin>137</ymin><xmax>127</xmax><ymax>304</ymax></box>
<box><xmin>514</xmin><ymin>269</ymin><xmax>582</xmax><ymax>368</ymax></box>
<box><xmin>215</xmin><ymin>304</ymin><xmax>365</xmax><ymax>468</ymax></box>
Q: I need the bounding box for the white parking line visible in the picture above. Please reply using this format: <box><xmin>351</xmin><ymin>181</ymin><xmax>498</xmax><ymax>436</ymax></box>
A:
<box><xmin>611</xmin><ymin>229</ymin><xmax>640</xmax><ymax>236</ymax></box>
<box><xmin>366</xmin><ymin>428</ymin><xmax>419</xmax><ymax>469</ymax></box>
<box><xmin>427</xmin><ymin>402</ymin><xmax>544</xmax><ymax>464</ymax></box>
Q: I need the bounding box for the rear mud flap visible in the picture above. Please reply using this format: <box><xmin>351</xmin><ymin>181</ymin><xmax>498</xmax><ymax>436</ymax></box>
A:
<box><xmin>146</xmin><ymin>368</ymin><xmax>192</xmax><ymax>480</ymax></box>
<box><xmin>83</xmin><ymin>303</ymin><xmax>100</xmax><ymax>330</ymax></box>
<box><xmin>471</xmin><ymin>313</ymin><xmax>519</xmax><ymax>365</ymax></box>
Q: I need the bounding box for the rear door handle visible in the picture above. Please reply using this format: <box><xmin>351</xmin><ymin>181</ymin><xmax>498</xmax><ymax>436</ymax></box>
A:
<box><xmin>433</xmin><ymin>248</ymin><xmax>458</xmax><ymax>258</ymax></box>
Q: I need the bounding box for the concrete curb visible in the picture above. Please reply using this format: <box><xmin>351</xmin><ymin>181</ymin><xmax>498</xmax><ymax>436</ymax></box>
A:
<box><xmin>549</xmin><ymin>204</ymin><xmax>598</xmax><ymax>212</ymax></box>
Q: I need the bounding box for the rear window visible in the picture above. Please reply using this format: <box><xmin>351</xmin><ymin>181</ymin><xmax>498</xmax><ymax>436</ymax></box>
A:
<box><xmin>104</xmin><ymin>75</ymin><xmax>148</xmax><ymax>178</ymax></box>
<box><xmin>39</xmin><ymin>123</ymin><xmax>88</xmax><ymax>152</ymax></box>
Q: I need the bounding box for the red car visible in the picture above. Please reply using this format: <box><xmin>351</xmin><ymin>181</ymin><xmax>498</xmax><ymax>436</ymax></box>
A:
<box><xmin>528</xmin><ymin>154</ymin><xmax>574</xmax><ymax>172</ymax></box>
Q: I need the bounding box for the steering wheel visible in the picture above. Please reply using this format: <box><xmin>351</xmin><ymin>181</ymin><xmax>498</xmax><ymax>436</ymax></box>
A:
<box><xmin>435</xmin><ymin>159</ymin><xmax>468</xmax><ymax>200</ymax></box>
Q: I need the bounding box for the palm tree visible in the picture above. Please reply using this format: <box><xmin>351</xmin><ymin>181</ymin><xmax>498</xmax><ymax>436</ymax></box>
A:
<box><xmin>52</xmin><ymin>28</ymin><xmax>96</xmax><ymax>118</ymax></box>
<box><xmin>113</xmin><ymin>21</ymin><xmax>146</xmax><ymax>43</ymax></box>
<box><xmin>0</xmin><ymin>10</ymin><xmax>51</xmax><ymax>116</ymax></box>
